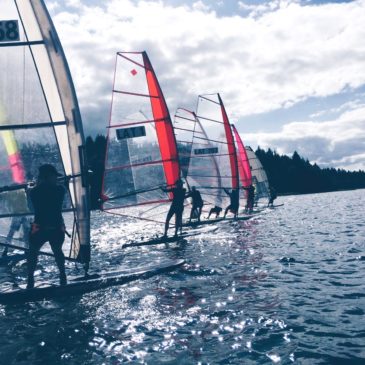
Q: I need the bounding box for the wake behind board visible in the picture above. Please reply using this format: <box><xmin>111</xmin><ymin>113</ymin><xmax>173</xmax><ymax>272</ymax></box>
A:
<box><xmin>122</xmin><ymin>232</ymin><xmax>200</xmax><ymax>248</ymax></box>
<box><xmin>0</xmin><ymin>259</ymin><xmax>185</xmax><ymax>305</ymax></box>
<box><xmin>183</xmin><ymin>215</ymin><xmax>251</xmax><ymax>228</ymax></box>
<box><xmin>269</xmin><ymin>203</ymin><xmax>284</xmax><ymax>208</ymax></box>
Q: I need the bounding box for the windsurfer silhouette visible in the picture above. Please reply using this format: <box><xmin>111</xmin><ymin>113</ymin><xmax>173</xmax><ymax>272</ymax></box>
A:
<box><xmin>27</xmin><ymin>164</ymin><xmax>67</xmax><ymax>289</ymax></box>
<box><xmin>161</xmin><ymin>179</ymin><xmax>186</xmax><ymax>237</ymax></box>
<box><xmin>223</xmin><ymin>188</ymin><xmax>239</xmax><ymax>218</ymax></box>
<box><xmin>244</xmin><ymin>184</ymin><xmax>255</xmax><ymax>213</ymax></box>
<box><xmin>207</xmin><ymin>206</ymin><xmax>222</xmax><ymax>219</ymax></box>
<box><xmin>268</xmin><ymin>186</ymin><xmax>277</xmax><ymax>207</ymax></box>
<box><xmin>186</xmin><ymin>186</ymin><xmax>203</xmax><ymax>223</ymax></box>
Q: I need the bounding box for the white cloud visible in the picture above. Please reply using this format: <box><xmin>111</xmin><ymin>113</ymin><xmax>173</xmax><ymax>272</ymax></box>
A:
<box><xmin>242</xmin><ymin>105</ymin><xmax>365</xmax><ymax>170</ymax></box>
<box><xmin>48</xmin><ymin>0</ymin><xmax>365</xmax><ymax>169</ymax></box>
<box><xmin>192</xmin><ymin>1</ymin><xmax>211</xmax><ymax>12</ymax></box>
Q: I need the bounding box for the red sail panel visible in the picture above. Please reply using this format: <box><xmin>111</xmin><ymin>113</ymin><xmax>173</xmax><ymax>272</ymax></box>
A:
<box><xmin>232</xmin><ymin>124</ymin><xmax>252</xmax><ymax>188</ymax></box>
<box><xmin>143</xmin><ymin>53</ymin><xmax>180</xmax><ymax>188</ymax></box>
<box><xmin>218</xmin><ymin>94</ymin><xmax>239</xmax><ymax>190</ymax></box>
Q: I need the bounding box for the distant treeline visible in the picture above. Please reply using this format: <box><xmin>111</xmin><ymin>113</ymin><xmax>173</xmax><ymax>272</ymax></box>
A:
<box><xmin>85</xmin><ymin>135</ymin><xmax>365</xmax><ymax>208</ymax></box>
<box><xmin>256</xmin><ymin>147</ymin><xmax>365</xmax><ymax>195</ymax></box>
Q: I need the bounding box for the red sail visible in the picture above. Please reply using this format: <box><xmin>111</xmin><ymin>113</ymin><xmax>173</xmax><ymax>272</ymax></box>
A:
<box><xmin>218</xmin><ymin>94</ymin><xmax>239</xmax><ymax>190</ymax></box>
<box><xmin>143</xmin><ymin>53</ymin><xmax>180</xmax><ymax>189</ymax></box>
<box><xmin>232</xmin><ymin>124</ymin><xmax>252</xmax><ymax>188</ymax></box>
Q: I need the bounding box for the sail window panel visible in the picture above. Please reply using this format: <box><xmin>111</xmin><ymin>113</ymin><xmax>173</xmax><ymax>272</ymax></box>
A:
<box><xmin>103</xmin><ymin>168</ymin><xmax>137</xmax><ymax>209</ymax></box>
<box><xmin>0</xmin><ymin>46</ymin><xmax>51</xmax><ymax>125</ymax></box>
<box><xmin>113</xmin><ymin>53</ymin><xmax>150</xmax><ymax>97</ymax></box>
<box><xmin>0</xmin><ymin>127</ymin><xmax>73</xmax><ymax>210</ymax></box>
<box><xmin>30</xmin><ymin>43</ymin><xmax>65</xmax><ymax>123</ymax></box>
<box><xmin>110</xmin><ymin>93</ymin><xmax>157</xmax><ymax>128</ymax></box>
<box><xmin>0</xmin><ymin>216</ymin><xmax>27</xmax><ymax>249</ymax></box>
<box><xmin>15</xmin><ymin>0</ymin><xmax>43</xmax><ymax>41</ymax></box>
<box><xmin>132</xmin><ymin>163</ymin><xmax>168</xmax><ymax>205</ymax></box>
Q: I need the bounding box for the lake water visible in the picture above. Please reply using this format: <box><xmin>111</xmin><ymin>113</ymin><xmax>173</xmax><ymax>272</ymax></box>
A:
<box><xmin>0</xmin><ymin>189</ymin><xmax>364</xmax><ymax>364</ymax></box>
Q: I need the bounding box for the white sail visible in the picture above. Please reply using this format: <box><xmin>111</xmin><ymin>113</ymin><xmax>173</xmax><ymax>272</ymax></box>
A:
<box><xmin>0</xmin><ymin>0</ymin><xmax>90</xmax><ymax>264</ymax></box>
<box><xmin>245</xmin><ymin>146</ymin><xmax>270</xmax><ymax>202</ymax></box>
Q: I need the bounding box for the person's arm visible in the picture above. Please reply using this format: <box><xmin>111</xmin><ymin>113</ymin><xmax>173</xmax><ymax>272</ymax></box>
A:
<box><xmin>224</xmin><ymin>188</ymin><xmax>229</xmax><ymax>195</ymax></box>
<box><xmin>161</xmin><ymin>186</ymin><xmax>173</xmax><ymax>193</ymax></box>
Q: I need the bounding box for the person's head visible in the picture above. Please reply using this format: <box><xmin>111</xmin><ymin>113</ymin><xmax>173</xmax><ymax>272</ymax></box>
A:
<box><xmin>176</xmin><ymin>179</ymin><xmax>183</xmax><ymax>188</ymax></box>
<box><xmin>38</xmin><ymin>164</ymin><xmax>61</xmax><ymax>184</ymax></box>
<box><xmin>192</xmin><ymin>186</ymin><xmax>196</xmax><ymax>191</ymax></box>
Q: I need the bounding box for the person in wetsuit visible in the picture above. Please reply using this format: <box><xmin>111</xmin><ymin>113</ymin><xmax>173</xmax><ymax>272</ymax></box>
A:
<box><xmin>268</xmin><ymin>186</ymin><xmax>277</xmax><ymax>207</ymax></box>
<box><xmin>223</xmin><ymin>188</ymin><xmax>239</xmax><ymax>218</ymax></box>
<box><xmin>27</xmin><ymin>164</ymin><xmax>67</xmax><ymax>289</ymax></box>
<box><xmin>186</xmin><ymin>186</ymin><xmax>203</xmax><ymax>223</ymax></box>
<box><xmin>207</xmin><ymin>206</ymin><xmax>222</xmax><ymax>219</ymax></box>
<box><xmin>244</xmin><ymin>184</ymin><xmax>255</xmax><ymax>213</ymax></box>
<box><xmin>161</xmin><ymin>179</ymin><xmax>186</xmax><ymax>237</ymax></box>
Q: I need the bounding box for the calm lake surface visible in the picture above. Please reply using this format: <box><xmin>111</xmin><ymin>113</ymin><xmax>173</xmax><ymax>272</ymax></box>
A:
<box><xmin>0</xmin><ymin>189</ymin><xmax>364</xmax><ymax>364</ymax></box>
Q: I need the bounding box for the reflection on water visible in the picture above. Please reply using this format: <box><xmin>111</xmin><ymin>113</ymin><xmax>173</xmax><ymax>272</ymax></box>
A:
<box><xmin>0</xmin><ymin>189</ymin><xmax>365</xmax><ymax>364</ymax></box>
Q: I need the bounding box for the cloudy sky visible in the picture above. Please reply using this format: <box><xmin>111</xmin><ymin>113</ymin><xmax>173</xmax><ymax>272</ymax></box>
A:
<box><xmin>46</xmin><ymin>0</ymin><xmax>365</xmax><ymax>170</ymax></box>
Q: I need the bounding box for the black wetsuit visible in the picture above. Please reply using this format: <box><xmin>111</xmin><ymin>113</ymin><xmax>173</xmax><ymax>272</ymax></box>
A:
<box><xmin>268</xmin><ymin>188</ymin><xmax>277</xmax><ymax>206</ymax></box>
<box><xmin>164</xmin><ymin>187</ymin><xmax>186</xmax><ymax>236</ymax></box>
<box><xmin>224</xmin><ymin>189</ymin><xmax>239</xmax><ymax>217</ymax></box>
<box><xmin>187</xmin><ymin>190</ymin><xmax>203</xmax><ymax>221</ymax></box>
<box><xmin>27</xmin><ymin>183</ymin><xmax>66</xmax><ymax>287</ymax></box>
<box><xmin>245</xmin><ymin>185</ymin><xmax>255</xmax><ymax>211</ymax></box>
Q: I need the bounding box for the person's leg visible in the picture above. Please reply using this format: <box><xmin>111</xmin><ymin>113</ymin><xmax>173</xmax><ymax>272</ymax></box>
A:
<box><xmin>164</xmin><ymin>207</ymin><xmax>174</xmax><ymax>236</ymax></box>
<box><xmin>27</xmin><ymin>228</ymin><xmax>45</xmax><ymax>289</ymax></box>
<box><xmin>224</xmin><ymin>206</ymin><xmax>230</xmax><ymax>218</ymax></box>
<box><xmin>189</xmin><ymin>206</ymin><xmax>195</xmax><ymax>223</ymax></box>
<box><xmin>175</xmin><ymin>210</ymin><xmax>183</xmax><ymax>236</ymax></box>
<box><xmin>49</xmin><ymin>229</ymin><xmax>66</xmax><ymax>285</ymax></box>
<box><xmin>197</xmin><ymin>206</ymin><xmax>202</xmax><ymax>222</ymax></box>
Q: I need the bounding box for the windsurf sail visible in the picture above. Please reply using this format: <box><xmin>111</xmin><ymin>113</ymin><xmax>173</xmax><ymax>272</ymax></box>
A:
<box><xmin>231</xmin><ymin>124</ymin><xmax>252</xmax><ymax>188</ymax></box>
<box><xmin>185</xmin><ymin>94</ymin><xmax>239</xmax><ymax>209</ymax></box>
<box><xmin>102</xmin><ymin>51</ymin><xmax>180</xmax><ymax>220</ymax></box>
<box><xmin>245</xmin><ymin>146</ymin><xmax>270</xmax><ymax>202</ymax></box>
<box><xmin>0</xmin><ymin>0</ymin><xmax>90</xmax><ymax>265</ymax></box>
<box><xmin>173</xmin><ymin>108</ymin><xmax>196</xmax><ymax>181</ymax></box>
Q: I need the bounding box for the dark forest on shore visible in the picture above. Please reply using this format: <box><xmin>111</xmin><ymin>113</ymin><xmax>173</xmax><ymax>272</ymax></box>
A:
<box><xmin>86</xmin><ymin>135</ymin><xmax>365</xmax><ymax>208</ymax></box>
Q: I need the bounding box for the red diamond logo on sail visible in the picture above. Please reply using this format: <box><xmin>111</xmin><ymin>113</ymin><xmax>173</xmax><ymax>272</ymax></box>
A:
<box><xmin>131</xmin><ymin>69</ymin><xmax>137</xmax><ymax>76</ymax></box>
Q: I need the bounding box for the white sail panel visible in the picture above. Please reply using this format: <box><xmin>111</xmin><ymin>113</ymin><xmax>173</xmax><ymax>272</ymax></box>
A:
<box><xmin>245</xmin><ymin>146</ymin><xmax>270</xmax><ymax>202</ymax></box>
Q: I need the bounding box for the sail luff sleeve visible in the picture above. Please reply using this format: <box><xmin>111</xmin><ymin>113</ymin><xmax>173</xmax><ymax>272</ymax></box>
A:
<box><xmin>143</xmin><ymin>52</ymin><xmax>180</xmax><ymax>188</ymax></box>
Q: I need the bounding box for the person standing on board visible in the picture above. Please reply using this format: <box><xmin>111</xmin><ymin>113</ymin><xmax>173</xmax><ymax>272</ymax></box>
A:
<box><xmin>244</xmin><ymin>184</ymin><xmax>255</xmax><ymax>213</ymax></box>
<box><xmin>186</xmin><ymin>186</ymin><xmax>204</xmax><ymax>223</ymax></box>
<box><xmin>268</xmin><ymin>186</ymin><xmax>277</xmax><ymax>207</ymax></box>
<box><xmin>223</xmin><ymin>188</ymin><xmax>239</xmax><ymax>219</ymax></box>
<box><xmin>27</xmin><ymin>164</ymin><xmax>67</xmax><ymax>289</ymax></box>
<box><xmin>161</xmin><ymin>179</ymin><xmax>186</xmax><ymax>237</ymax></box>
